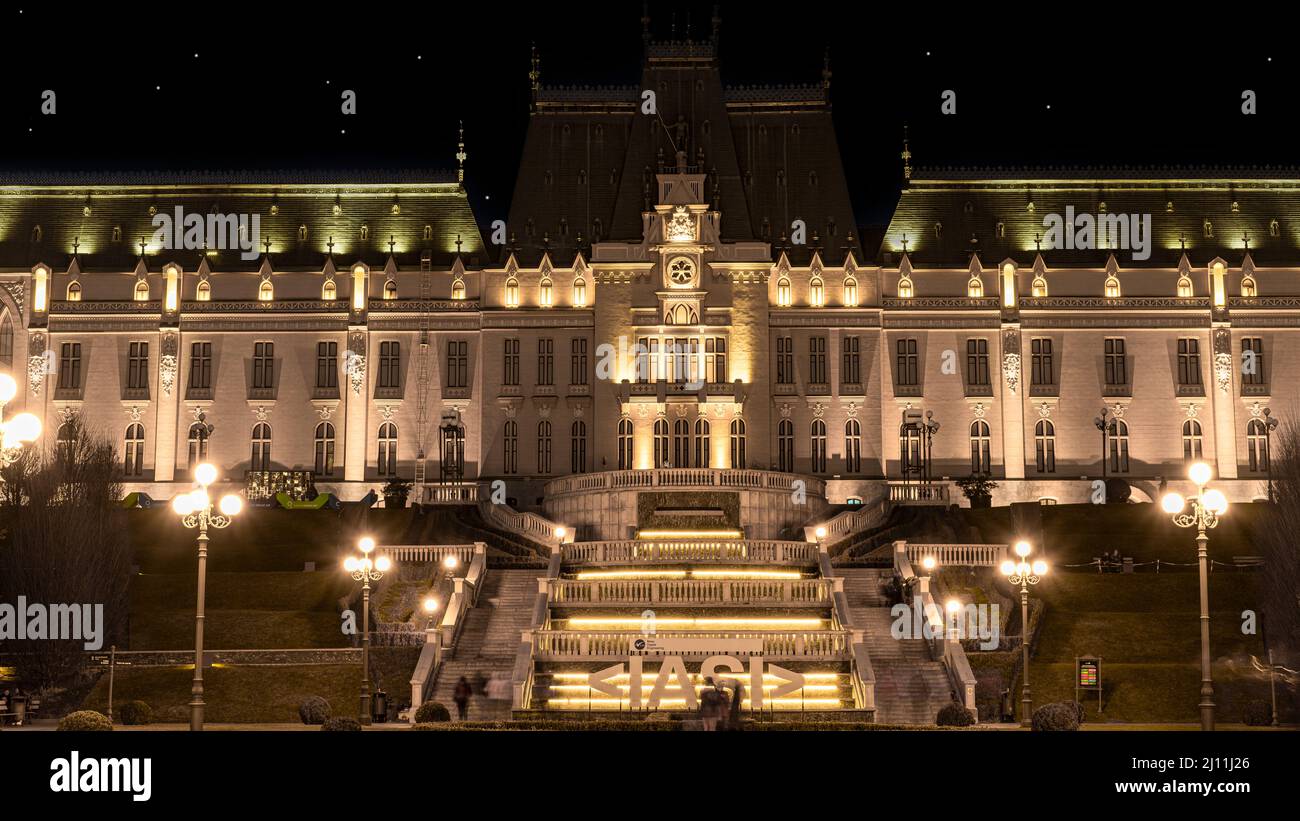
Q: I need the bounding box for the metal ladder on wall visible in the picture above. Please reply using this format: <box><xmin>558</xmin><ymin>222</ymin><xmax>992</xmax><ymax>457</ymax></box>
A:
<box><xmin>412</xmin><ymin>252</ymin><xmax>434</xmax><ymax>501</ymax></box>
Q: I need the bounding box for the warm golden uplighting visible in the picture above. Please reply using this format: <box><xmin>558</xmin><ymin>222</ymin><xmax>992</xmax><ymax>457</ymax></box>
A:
<box><xmin>564</xmin><ymin>617</ymin><xmax>824</xmax><ymax>629</ymax></box>
<box><xmin>636</xmin><ymin>529</ymin><xmax>743</xmax><ymax>540</ymax></box>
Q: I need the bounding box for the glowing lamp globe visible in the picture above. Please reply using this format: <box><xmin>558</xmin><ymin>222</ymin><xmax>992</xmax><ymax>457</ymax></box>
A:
<box><xmin>423</xmin><ymin>597</ymin><xmax>440</xmax><ymax>613</ymax></box>
<box><xmin>375</xmin><ymin>555</ymin><xmax>392</xmax><ymax>573</ymax></box>
<box><xmin>189</xmin><ymin>489</ymin><xmax>210</xmax><ymax>511</ymax></box>
<box><xmin>343</xmin><ymin>557</ymin><xmax>358</xmax><ymax>573</ymax></box>
<box><xmin>0</xmin><ymin>373</ymin><xmax>17</xmax><ymax>403</ymax></box>
<box><xmin>359</xmin><ymin>537</ymin><xmax>376</xmax><ymax>553</ymax></box>
<box><xmin>7</xmin><ymin>412</ymin><xmax>41</xmax><ymax>443</ymax></box>
<box><xmin>1202</xmin><ymin>489</ymin><xmax>1229</xmax><ymax>516</ymax></box>
<box><xmin>1014</xmin><ymin>540</ymin><xmax>1032</xmax><ymax>558</ymax></box>
<box><xmin>814</xmin><ymin>526</ymin><xmax>827</xmax><ymax>540</ymax></box>
<box><xmin>1161</xmin><ymin>493</ymin><xmax>1185</xmax><ymax>514</ymax></box>
<box><xmin>945</xmin><ymin>599</ymin><xmax>961</xmax><ymax>614</ymax></box>
<box><xmin>219</xmin><ymin>494</ymin><xmax>242</xmax><ymax>517</ymax></box>
<box><xmin>172</xmin><ymin>494</ymin><xmax>196</xmax><ymax>516</ymax></box>
<box><xmin>194</xmin><ymin>463</ymin><xmax>218</xmax><ymax>487</ymax></box>
<box><xmin>1000</xmin><ymin>559</ymin><xmax>1016</xmax><ymax>576</ymax></box>
<box><xmin>443</xmin><ymin>555</ymin><xmax>459</xmax><ymax>570</ymax></box>
<box><xmin>1188</xmin><ymin>462</ymin><xmax>1213</xmax><ymax>487</ymax></box>
<box><xmin>1032</xmin><ymin>560</ymin><xmax>1048</xmax><ymax>576</ymax></box>
<box><xmin>554</xmin><ymin>526</ymin><xmax>567</xmax><ymax>540</ymax></box>
<box><xmin>921</xmin><ymin>556</ymin><xmax>936</xmax><ymax>572</ymax></box>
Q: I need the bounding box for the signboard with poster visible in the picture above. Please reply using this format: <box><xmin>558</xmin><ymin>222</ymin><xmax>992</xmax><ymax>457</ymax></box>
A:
<box><xmin>1075</xmin><ymin>655</ymin><xmax>1102</xmax><ymax>715</ymax></box>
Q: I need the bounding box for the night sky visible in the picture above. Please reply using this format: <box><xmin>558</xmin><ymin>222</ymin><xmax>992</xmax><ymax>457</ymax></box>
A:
<box><xmin>2</xmin><ymin>4</ymin><xmax>1294</xmax><ymax>231</ymax></box>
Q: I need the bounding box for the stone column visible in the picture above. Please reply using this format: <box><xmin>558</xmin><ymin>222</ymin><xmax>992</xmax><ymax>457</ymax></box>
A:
<box><xmin>999</xmin><ymin>325</ymin><xmax>1026</xmax><ymax>480</ymax></box>
<box><xmin>153</xmin><ymin>329</ymin><xmax>181</xmax><ymax>481</ymax></box>
<box><xmin>1210</xmin><ymin>326</ymin><xmax>1238</xmax><ymax>478</ymax></box>
<box><xmin>344</xmin><ymin>327</ymin><xmax>369</xmax><ymax>483</ymax></box>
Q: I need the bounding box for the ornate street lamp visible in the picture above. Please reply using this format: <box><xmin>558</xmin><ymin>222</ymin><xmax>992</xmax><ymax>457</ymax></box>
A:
<box><xmin>1001</xmin><ymin>540</ymin><xmax>1048</xmax><ymax>727</ymax></box>
<box><xmin>1162</xmin><ymin>462</ymin><xmax>1229</xmax><ymax>731</ymax></box>
<box><xmin>1262</xmin><ymin>408</ymin><xmax>1279</xmax><ymax>503</ymax></box>
<box><xmin>344</xmin><ymin>537</ymin><xmax>391</xmax><ymax>725</ymax></box>
<box><xmin>1093</xmin><ymin>408</ymin><xmax>1109</xmax><ymax>480</ymax></box>
<box><xmin>922</xmin><ymin>411</ymin><xmax>940</xmax><ymax>484</ymax></box>
<box><xmin>172</xmin><ymin>463</ymin><xmax>243</xmax><ymax>731</ymax></box>
<box><xmin>0</xmin><ymin>373</ymin><xmax>41</xmax><ymax>466</ymax></box>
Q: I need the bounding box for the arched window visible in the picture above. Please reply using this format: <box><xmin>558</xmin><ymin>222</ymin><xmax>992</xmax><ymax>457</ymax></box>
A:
<box><xmin>617</xmin><ymin>417</ymin><xmax>633</xmax><ymax>470</ymax></box>
<box><xmin>0</xmin><ymin>313</ymin><xmax>12</xmax><ymax>365</ymax></box>
<box><xmin>970</xmin><ymin>420</ymin><xmax>991</xmax><ymax>473</ymax></box>
<box><xmin>844</xmin><ymin>419</ymin><xmax>862</xmax><ymax>474</ymax></box>
<box><xmin>451</xmin><ymin>279</ymin><xmax>466</xmax><ymax>300</ymax></box>
<box><xmin>777</xmin><ymin>419</ymin><xmax>793</xmax><ymax>472</ymax></box>
<box><xmin>1177</xmin><ymin>276</ymin><xmax>1194</xmax><ymax>298</ymax></box>
<box><xmin>653</xmin><ymin>418</ymin><xmax>669</xmax><ymax>468</ymax></box>
<box><xmin>1241</xmin><ymin>276</ymin><xmax>1258</xmax><ymax>298</ymax></box>
<box><xmin>897</xmin><ymin>276</ymin><xmax>914</xmax><ymax>299</ymax></box>
<box><xmin>536</xmin><ymin>421</ymin><xmax>551</xmax><ymax>474</ymax></box>
<box><xmin>1031</xmin><ymin>276</ymin><xmax>1048</xmax><ymax>298</ymax></box>
<box><xmin>503</xmin><ymin>421</ymin><xmax>518</xmax><ymax>475</ymax></box>
<box><xmin>315</xmin><ymin>422</ymin><xmax>335</xmax><ymax>476</ymax></box>
<box><xmin>1104</xmin><ymin>276</ymin><xmax>1121</xmax><ymax>298</ymax></box>
<box><xmin>67</xmin><ymin>281</ymin><xmax>82</xmax><ymax>301</ymax></box>
<box><xmin>1247</xmin><ymin>419</ymin><xmax>1269</xmax><ymax>472</ymax></box>
<box><xmin>570</xmin><ymin>420</ymin><xmax>587</xmax><ymax>473</ymax></box>
<box><xmin>730</xmin><ymin>418</ymin><xmax>746</xmax><ymax>469</ymax></box>
<box><xmin>572</xmin><ymin>277</ymin><xmax>587</xmax><ymax>307</ymax></box>
<box><xmin>321</xmin><ymin>279</ymin><xmax>336</xmax><ymax>301</ymax></box>
<box><xmin>134</xmin><ymin>280</ymin><xmax>150</xmax><ymax>301</ymax></box>
<box><xmin>843</xmin><ymin>277</ymin><xmax>859</xmax><ymax>307</ymax></box>
<box><xmin>378</xmin><ymin>422</ymin><xmax>398</xmax><ymax>477</ymax></box>
<box><xmin>1182</xmin><ymin>419</ymin><xmax>1203</xmax><ymax>461</ymax></box>
<box><xmin>250</xmin><ymin>423</ymin><xmax>272</xmax><ymax>471</ymax></box>
<box><xmin>809</xmin><ymin>277</ymin><xmax>825</xmax><ymax>308</ymax></box>
<box><xmin>56</xmin><ymin>422</ymin><xmax>76</xmax><ymax>461</ymax></box>
<box><xmin>776</xmin><ymin>277</ymin><xmax>792</xmax><ymax>307</ymax></box>
<box><xmin>1108</xmin><ymin>419</ymin><xmax>1130</xmax><ymax>473</ymax></box>
<box><xmin>672</xmin><ymin>418</ymin><xmax>690</xmax><ymax>468</ymax></box>
<box><xmin>187</xmin><ymin>423</ymin><xmax>209</xmax><ymax>468</ymax></box>
<box><xmin>539</xmin><ymin>277</ymin><xmax>554</xmax><ymax>308</ymax></box>
<box><xmin>811</xmin><ymin>420</ymin><xmax>827</xmax><ymax>473</ymax></box>
<box><xmin>197</xmin><ymin>280</ymin><xmax>212</xmax><ymax>301</ymax></box>
<box><xmin>383</xmin><ymin>280</ymin><xmax>398</xmax><ymax>300</ymax></box>
<box><xmin>123</xmin><ymin>424</ymin><xmax>144</xmax><ymax>476</ymax></box>
<box><xmin>694</xmin><ymin>418</ymin><xmax>711</xmax><ymax>468</ymax></box>
<box><xmin>505</xmin><ymin>277</ymin><xmax>520</xmax><ymax>308</ymax></box>
<box><xmin>967</xmin><ymin>277</ymin><xmax>984</xmax><ymax>298</ymax></box>
<box><xmin>258</xmin><ymin>279</ymin><xmax>274</xmax><ymax>301</ymax></box>
<box><xmin>1035</xmin><ymin>420</ymin><xmax>1056</xmax><ymax>473</ymax></box>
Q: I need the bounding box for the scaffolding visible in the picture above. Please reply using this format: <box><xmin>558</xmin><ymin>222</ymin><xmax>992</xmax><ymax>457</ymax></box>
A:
<box><xmin>413</xmin><ymin>252</ymin><xmax>434</xmax><ymax>500</ymax></box>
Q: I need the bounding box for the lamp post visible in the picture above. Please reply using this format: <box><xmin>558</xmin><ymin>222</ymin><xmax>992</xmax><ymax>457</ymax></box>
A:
<box><xmin>0</xmin><ymin>373</ymin><xmax>42</xmax><ymax>465</ymax></box>
<box><xmin>1093</xmin><ymin>408</ymin><xmax>1109</xmax><ymax>480</ymax></box>
<box><xmin>344</xmin><ymin>537</ymin><xmax>391</xmax><ymax>725</ymax></box>
<box><xmin>1162</xmin><ymin>462</ymin><xmax>1229</xmax><ymax>731</ymax></box>
<box><xmin>1262</xmin><ymin>408</ymin><xmax>1279</xmax><ymax>503</ymax></box>
<box><xmin>922</xmin><ymin>411</ymin><xmax>940</xmax><ymax>485</ymax></box>
<box><xmin>172</xmin><ymin>463</ymin><xmax>243</xmax><ymax>732</ymax></box>
<box><xmin>1001</xmin><ymin>540</ymin><xmax>1048</xmax><ymax>727</ymax></box>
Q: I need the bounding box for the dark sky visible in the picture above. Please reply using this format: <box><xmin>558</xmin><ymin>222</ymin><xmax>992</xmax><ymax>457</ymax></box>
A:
<box><xmin>3</xmin><ymin>3</ymin><xmax>1295</xmax><ymax>230</ymax></box>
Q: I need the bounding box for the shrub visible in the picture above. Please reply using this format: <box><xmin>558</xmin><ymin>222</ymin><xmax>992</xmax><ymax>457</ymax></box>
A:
<box><xmin>118</xmin><ymin>700</ymin><xmax>152</xmax><ymax>726</ymax></box>
<box><xmin>414</xmin><ymin>701</ymin><xmax>451</xmax><ymax>723</ymax></box>
<box><xmin>1070</xmin><ymin>701</ymin><xmax>1086</xmax><ymax>724</ymax></box>
<box><xmin>321</xmin><ymin>717</ymin><xmax>362</xmax><ymax>732</ymax></box>
<box><xmin>58</xmin><ymin>710</ymin><xmax>113</xmax><ymax>732</ymax></box>
<box><xmin>935</xmin><ymin>702</ymin><xmax>976</xmax><ymax>727</ymax></box>
<box><xmin>1031</xmin><ymin>702</ymin><xmax>1080</xmax><ymax>731</ymax></box>
<box><xmin>1243</xmin><ymin>700</ymin><xmax>1273</xmax><ymax>727</ymax></box>
<box><xmin>298</xmin><ymin>696</ymin><xmax>331</xmax><ymax>725</ymax></box>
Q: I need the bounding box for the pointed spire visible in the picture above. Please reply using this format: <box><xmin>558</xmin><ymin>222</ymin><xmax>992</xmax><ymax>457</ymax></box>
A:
<box><xmin>901</xmin><ymin>126</ymin><xmax>912</xmax><ymax>182</ymax></box>
<box><xmin>1177</xmin><ymin>251</ymin><xmax>1193</xmax><ymax>276</ymax></box>
<box><xmin>456</xmin><ymin>120</ymin><xmax>467</xmax><ymax>185</ymax></box>
<box><xmin>529</xmin><ymin>44</ymin><xmax>541</xmax><ymax>111</ymax></box>
<box><xmin>1242</xmin><ymin>250</ymin><xmax>1256</xmax><ymax>276</ymax></box>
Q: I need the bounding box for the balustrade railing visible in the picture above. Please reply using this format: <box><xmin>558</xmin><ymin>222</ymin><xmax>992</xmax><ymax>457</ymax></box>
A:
<box><xmin>548</xmin><ymin>578</ymin><xmax>831</xmax><ymax>606</ymax></box>
<box><xmin>383</xmin><ymin>543</ymin><xmax>480</xmax><ymax>564</ymax></box>
<box><xmin>544</xmin><ymin>469</ymin><xmax>826</xmax><ymax>498</ymax></box>
<box><xmin>561</xmin><ymin>539</ymin><xmax>816</xmax><ymax>565</ymax></box>
<box><xmin>478</xmin><ymin>500</ymin><xmax>562</xmax><ymax>545</ymax></box>
<box><xmin>409</xmin><ymin>544</ymin><xmax>488</xmax><ymax>717</ymax></box>
<box><xmin>887</xmin><ymin>481</ymin><xmax>950</xmax><ymax>504</ymax></box>
<box><xmin>532</xmin><ymin>629</ymin><xmax>850</xmax><ymax>660</ymax></box>
<box><xmin>905</xmin><ymin>542</ymin><xmax>1007</xmax><ymax>568</ymax></box>
<box><xmin>892</xmin><ymin>541</ymin><xmax>978</xmax><ymax>718</ymax></box>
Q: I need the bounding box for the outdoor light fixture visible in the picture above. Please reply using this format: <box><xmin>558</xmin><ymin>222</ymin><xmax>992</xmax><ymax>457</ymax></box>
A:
<box><xmin>0</xmin><ymin>372</ymin><xmax>41</xmax><ymax>465</ymax></box>
<box><xmin>173</xmin><ymin>462</ymin><xmax>243</xmax><ymax>732</ymax></box>
<box><xmin>921</xmin><ymin>556</ymin><xmax>937</xmax><ymax>572</ymax></box>
<box><xmin>344</xmin><ymin>536</ymin><xmax>393</xmax><ymax>725</ymax></box>
<box><xmin>443</xmin><ymin>554</ymin><xmax>460</xmax><ymax>571</ymax></box>
<box><xmin>1163</xmin><ymin>461</ymin><xmax>1228</xmax><ymax>731</ymax></box>
<box><xmin>814</xmin><ymin>526</ymin><xmax>827</xmax><ymax>540</ymax></box>
<box><xmin>1002</xmin><ymin>539</ymin><xmax>1048</xmax><ymax>727</ymax></box>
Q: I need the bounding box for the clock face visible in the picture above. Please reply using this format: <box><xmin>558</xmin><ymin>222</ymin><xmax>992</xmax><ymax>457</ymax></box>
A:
<box><xmin>668</xmin><ymin>256</ymin><xmax>695</xmax><ymax>286</ymax></box>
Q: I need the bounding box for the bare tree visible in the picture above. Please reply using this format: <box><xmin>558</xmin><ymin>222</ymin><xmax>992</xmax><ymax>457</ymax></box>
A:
<box><xmin>0</xmin><ymin>418</ymin><xmax>131</xmax><ymax>690</ymax></box>
<box><xmin>1256</xmin><ymin>419</ymin><xmax>1300</xmax><ymax>718</ymax></box>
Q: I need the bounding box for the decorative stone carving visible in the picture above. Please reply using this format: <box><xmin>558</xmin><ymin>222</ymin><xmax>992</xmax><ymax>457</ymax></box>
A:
<box><xmin>1110</xmin><ymin>403</ymin><xmax>1128</xmax><ymax>419</ymax></box>
<box><xmin>1214</xmin><ymin>352</ymin><xmax>1233</xmax><ymax>394</ymax></box>
<box><xmin>1036</xmin><ymin>402</ymin><xmax>1053</xmax><ymax>419</ymax></box>
<box><xmin>1002</xmin><ymin>353</ymin><xmax>1021</xmax><ymax>395</ymax></box>
<box><xmin>779</xmin><ymin>403</ymin><xmax>793</xmax><ymax>419</ymax></box>
<box><xmin>970</xmin><ymin>403</ymin><xmax>988</xmax><ymax>419</ymax></box>
<box><xmin>1</xmin><ymin>281</ymin><xmax>25</xmax><ymax>317</ymax></box>
<box><xmin>378</xmin><ymin>405</ymin><xmax>396</xmax><ymax>421</ymax></box>
<box><xmin>124</xmin><ymin>405</ymin><xmax>144</xmax><ymax>422</ymax></box>
<box><xmin>316</xmin><ymin>404</ymin><xmax>335</xmax><ymax>421</ymax></box>
<box><xmin>1248</xmin><ymin>402</ymin><xmax>1266</xmax><ymax>418</ymax></box>
<box><xmin>27</xmin><ymin>331</ymin><xmax>48</xmax><ymax>397</ymax></box>
<box><xmin>666</xmin><ymin>206</ymin><xmax>695</xmax><ymax>243</ymax></box>
<box><xmin>843</xmin><ymin>402</ymin><xmax>860</xmax><ymax>419</ymax></box>
<box><xmin>159</xmin><ymin>331</ymin><xmax>179</xmax><ymax>396</ymax></box>
<box><xmin>58</xmin><ymin>406</ymin><xmax>78</xmax><ymax>424</ymax></box>
<box><xmin>1184</xmin><ymin>403</ymin><xmax>1201</xmax><ymax>419</ymax></box>
<box><xmin>810</xmin><ymin>402</ymin><xmax>826</xmax><ymax>419</ymax></box>
<box><xmin>252</xmin><ymin>405</ymin><xmax>272</xmax><ymax>422</ymax></box>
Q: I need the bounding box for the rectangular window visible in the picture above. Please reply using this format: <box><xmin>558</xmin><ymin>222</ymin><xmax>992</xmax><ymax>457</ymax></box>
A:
<box><xmin>896</xmin><ymin>338</ymin><xmax>919</xmax><ymax>386</ymax></box>
<box><xmin>252</xmin><ymin>341</ymin><xmax>275</xmax><ymax>389</ymax></box>
<box><xmin>58</xmin><ymin>343</ymin><xmax>82</xmax><ymax>390</ymax></box>
<box><xmin>503</xmin><ymin>338</ymin><xmax>520</xmax><ymax>386</ymax></box>
<box><xmin>316</xmin><ymin>342</ymin><xmax>338</xmax><ymax>389</ymax></box>
<box><xmin>809</xmin><ymin>336</ymin><xmax>827</xmax><ymax>384</ymax></box>
<box><xmin>127</xmin><ymin>341</ymin><xmax>149</xmax><ymax>390</ymax></box>
<box><xmin>570</xmin><ymin>338</ymin><xmax>588</xmax><ymax>385</ymax></box>
<box><xmin>189</xmin><ymin>342</ymin><xmax>212</xmax><ymax>390</ymax></box>
<box><xmin>447</xmin><ymin>340</ymin><xmax>468</xmax><ymax>388</ymax></box>
<box><xmin>705</xmin><ymin>338</ymin><xmax>728</xmax><ymax>384</ymax></box>
<box><xmin>1242</xmin><ymin>337</ymin><xmax>1265</xmax><ymax>386</ymax></box>
<box><xmin>537</xmin><ymin>338</ymin><xmax>554</xmax><ymax>386</ymax></box>
<box><xmin>379</xmin><ymin>341</ymin><xmax>402</xmax><ymax>389</ymax></box>
<box><xmin>776</xmin><ymin>337</ymin><xmax>793</xmax><ymax>384</ymax></box>
<box><xmin>841</xmin><ymin>336</ymin><xmax>860</xmax><ymax>384</ymax></box>
<box><xmin>966</xmin><ymin>339</ymin><xmax>990</xmax><ymax>387</ymax></box>
<box><xmin>1030</xmin><ymin>338</ymin><xmax>1054</xmax><ymax>386</ymax></box>
<box><xmin>1177</xmin><ymin>338</ymin><xmax>1201</xmax><ymax>386</ymax></box>
<box><xmin>1104</xmin><ymin>338</ymin><xmax>1127</xmax><ymax>386</ymax></box>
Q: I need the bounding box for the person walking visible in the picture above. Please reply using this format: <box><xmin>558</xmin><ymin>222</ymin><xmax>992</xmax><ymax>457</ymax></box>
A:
<box><xmin>453</xmin><ymin>676</ymin><xmax>472</xmax><ymax>721</ymax></box>
<box><xmin>699</xmin><ymin>677</ymin><xmax>723</xmax><ymax>731</ymax></box>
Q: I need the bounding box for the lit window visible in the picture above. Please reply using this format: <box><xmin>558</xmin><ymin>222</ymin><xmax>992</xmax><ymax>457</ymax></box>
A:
<box><xmin>322</xmin><ymin>279</ymin><xmax>337</xmax><ymax>300</ymax></box>
<box><xmin>843</xmin><ymin>277</ymin><xmax>858</xmax><ymax>307</ymax></box>
<box><xmin>67</xmin><ymin>281</ymin><xmax>82</xmax><ymax>301</ymax></box>
<box><xmin>258</xmin><ymin>280</ymin><xmax>274</xmax><ymax>301</ymax></box>
<box><xmin>540</xmin><ymin>277</ymin><xmax>553</xmax><ymax>308</ymax></box>
<box><xmin>776</xmin><ymin>277</ymin><xmax>792</xmax><ymax>307</ymax></box>
<box><xmin>809</xmin><ymin>277</ymin><xmax>825</xmax><ymax>307</ymax></box>
<box><xmin>573</xmin><ymin>277</ymin><xmax>587</xmax><ymax>307</ymax></box>
<box><xmin>1241</xmin><ymin>276</ymin><xmax>1257</xmax><ymax>297</ymax></box>
<box><xmin>505</xmin><ymin>277</ymin><xmax>520</xmax><ymax>308</ymax></box>
<box><xmin>967</xmin><ymin>277</ymin><xmax>984</xmax><ymax>298</ymax></box>
<box><xmin>383</xmin><ymin>279</ymin><xmax>398</xmax><ymax>300</ymax></box>
<box><xmin>452</xmin><ymin>279</ymin><xmax>466</xmax><ymax>300</ymax></box>
<box><xmin>134</xmin><ymin>280</ymin><xmax>150</xmax><ymax>301</ymax></box>
<box><xmin>1104</xmin><ymin>276</ymin><xmax>1121</xmax><ymax>298</ymax></box>
<box><xmin>897</xmin><ymin>277</ymin><xmax>914</xmax><ymax>299</ymax></box>
<box><xmin>1177</xmin><ymin>276</ymin><xmax>1193</xmax><ymax>298</ymax></box>
<box><xmin>1031</xmin><ymin>276</ymin><xmax>1048</xmax><ymax>297</ymax></box>
<box><xmin>668</xmin><ymin>257</ymin><xmax>695</xmax><ymax>286</ymax></box>
<box><xmin>197</xmin><ymin>280</ymin><xmax>211</xmax><ymax>301</ymax></box>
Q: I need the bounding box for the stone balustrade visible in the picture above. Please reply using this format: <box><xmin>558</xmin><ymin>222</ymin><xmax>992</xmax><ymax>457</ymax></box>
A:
<box><xmin>548</xmin><ymin>578</ymin><xmax>832</xmax><ymax>606</ymax></box>
<box><xmin>905</xmin><ymin>542</ymin><xmax>1007</xmax><ymax>568</ymax></box>
<box><xmin>544</xmin><ymin>468</ymin><xmax>827</xmax><ymax>498</ymax></box>
<box><xmin>561</xmin><ymin>539</ymin><xmax>816</xmax><ymax>565</ymax></box>
<box><xmin>531</xmin><ymin>629</ymin><xmax>851</xmax><ymax>660</ymax></box>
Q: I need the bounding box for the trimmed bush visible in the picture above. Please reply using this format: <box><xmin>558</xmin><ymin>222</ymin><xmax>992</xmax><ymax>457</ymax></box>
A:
<box><xmin>321</xmin><ymin>717</ymin><xmax>362</xmax><ymax>732</ymax></box>
<box><xmin>58</xmin><ymin>711</ymin><xmax>113</xmax><ymax>732</ymax></box>
<box><xmin>1031</xmin><ymin>702</ymin><xmax>1080</xmax><ymax>732</ymax></box>
<box><xmin>935</xmin><ymin>702</ymin><xmax>976</xmax><ymax>727</ymax></box>
<box><xmin>1243</xmin><ymin>700</ymin><xmax>1273</xmax><ymax>727</ymax></box>
<box><xmin>119</xmin><ymin>700</ymin><xmax>153</xmax><ymax>726</ymax></box>
<box><xmin>414</xmin><ymin>701</ymin><xmax>451</xmax><ymax>723</ymax></box>
<box><xmin>298</xmin><ymin>696</ymin><xmax>331</xmax><ymax>725</ymax></box>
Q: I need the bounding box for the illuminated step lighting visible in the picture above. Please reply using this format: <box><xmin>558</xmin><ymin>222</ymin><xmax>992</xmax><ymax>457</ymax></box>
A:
<box><xmin>688</xmin><ymin>569</ymin><xmax>802</xmax><ymax>580</ymax></box>
<box><xmin>549</xmin><ymin>684</ymin><xmax>841</xmax><ymax>693</ymax></box>
<box><xmin>564</xmin><ymin>617</ymin><xmax>826</xmax><ymax>629</ymax></box>
<box><xmin>572</xmin><ymin>568</ymin><xmax>804</xmax><ymax>581</ymax></box>
<box><xmin>545</xmin><ymin>698</ymin><xmax>845</xmax><ymax>709</ymax></box>
<box><xmin>549</xmin><ymin>672</ymin><xmax>844</xmax><ymax>682</ymax></box>
<box><xmin>574</xmin><ymin>570</ymin><xmax>689</xmax><ymax>580</ymax></box>
<box><xmin>635</xmin><ymin>529</ymin><xmax>744</xmax><ymax>540</ymax></box>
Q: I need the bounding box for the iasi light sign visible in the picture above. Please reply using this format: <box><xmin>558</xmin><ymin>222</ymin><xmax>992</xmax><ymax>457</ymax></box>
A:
<box><xmin>586</xmin><ymin>652</ymin><xmax>806</xmax><ymax>710</ymax></box>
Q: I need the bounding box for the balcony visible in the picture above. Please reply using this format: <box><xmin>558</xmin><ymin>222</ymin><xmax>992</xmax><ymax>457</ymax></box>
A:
<box><xmin>887</xmin><ymin>481</ymin><xmax>949</xmax><ymax>505</ymax></box>
<box><xmin>1241</xmin><ymin>383</ymin><xmax>1270</xmax><ymax>397</ymax></box>
<box><xmin>774</xmin><ymin>382</ymin><xmax>797</xmax><ymax>395</ymax></box>
<box><xmin>312</xmin><ymin>386</ymin><xmax>340</xmax><ymax>400</ymax></box>
<box><xmin>121</xmin><ymin>386</ymin><xmax>150</xmax><ymax>401</ymax></box>
<box><xmin>532</xmin><ymin>384</ymin><xmax>557</xmax><ymax>397</ymax></box>
<box><xmin>375</xmin><ymin>385</ymin><xmax>404</xmax><ymax>400</ymax></box>
<box><xmin>839</xmin><ymin>382</ymin><xmax>864</xmax><ymax>397</ymax></box>
<box><xmin>964</xmin><ymin>383</ymin><xmax>993</xmax><ymax>398</ymax></box>
<box><xmin>444</xmin><ymin>386</ymin><xmax>472</xmax><ymax>400</ymax></box>
<box><xmin>53</xmin><ymin>386</ymin><xmax>83</xmax><ymax>401</ymax></box>
<box><xmin>1175</xmin><ymin>384</ymin><xmax>1205</xmax><ymax>398</ymax></box>
<box><xmin>498</xmin><ymin>384</ymin><xmax>522</xmax><ymax>397</ymax></box>
<box><xmin>247</xmin><ymin>386</ymin><xmax>276</xmax><ymax>401</ymax></box>
<box><xmin>186</xmin><ymin>386</ymin><xmax>214</xmax><ymax>401</ymax></box>
<box><xmin>806</xmin><ymin>382</ymin><xmax>831</xmax><ymax>396</ymax></box>
<box><xmin>1029</xmin><ymin>383</ymin><xmax>1059</xmax><ymax>397</ymax></box>
<box><xmin>1102</xmin><ymin>383</ymin><xmax>1132</xmax><ymax>398</ymax></box>
<box><xmin>566</xmin><ymin>384</ymin><xmax>591</xmax><ymax>397</ymax></box>
<box><xmin>894</xmin><ymin>384</ymin><xmax>923</xmax><ymax>398</ymax></box>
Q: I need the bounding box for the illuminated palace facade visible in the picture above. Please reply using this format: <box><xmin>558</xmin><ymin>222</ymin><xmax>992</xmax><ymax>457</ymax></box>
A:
<box><xmin>0</xmin><ymin>34</ymin><xmax>1293</xmax><ymax>512</ymax></box>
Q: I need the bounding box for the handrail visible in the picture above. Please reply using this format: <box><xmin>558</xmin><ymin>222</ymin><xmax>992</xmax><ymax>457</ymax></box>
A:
<box><xmin>893</xmin><ymin>540</ymin><xmax>978</xmax><ymax>718</ymax></box>
<box><xmin>807</xmin><ymin>496</ymin><xmax>891</xmax><ymax>546</ymax></box>
<box><xmin>543</xmin><ymin>468</ymin><xmax>827</xmax><ymax>499</ymax></box>
<box><xmin>409</xmin><ymin>543</ymin><xmax>488</xmax><ymax>717</ymax></box>
<box><xmin>422</xmin><ymin>482</ymin><xmax>483</xmax><ymax>504</ymax></box>
<box><xmin>548</xmin><ymin>578</ymin><xmax>832</xmax><ymax>605</ymax></box>
<box><xmin>561</xmin><ymin>539</ymin><xmax>816</xmax><ymax>565</ymax></box>
<box><xmin>906</xmin><ymin>543</ymin><xmax>1008</xmax><ymax>568</ymax></box>
<box><xmin>887</xmin><ymin>481</ymin><xmax>950</xmax><ymax>505</ymax></box>
<box><xmin>478</xmin><ymin>499</ymin><xmax>564</xmax><ymax>546</ymax></box>
<box><xmin>382</xmin><ymin>543</ymin><xmax>478</xmax><ymax>564</ymax></box>
<box><xmin>531</xmin><ymin>629</ymin><xmax>852</xmax><ymax>660</ymax></box>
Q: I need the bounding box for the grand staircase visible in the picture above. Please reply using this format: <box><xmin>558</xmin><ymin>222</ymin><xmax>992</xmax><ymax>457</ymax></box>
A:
<box><xmin>429</xmin><ymin>569</ymin><xmax>537</xmax><ymax>721</ymax></box>
<box><xmin>839</xmin><ymin>568</ymin><xmax>955</xmax><ymax>724</ymax></box>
